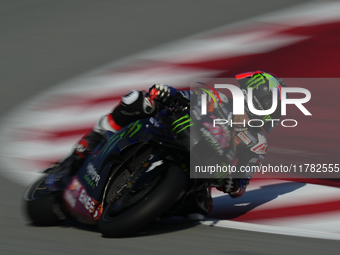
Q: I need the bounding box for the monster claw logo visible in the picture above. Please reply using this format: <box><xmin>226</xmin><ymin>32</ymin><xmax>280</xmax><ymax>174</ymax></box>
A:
<box><xmin>124</xmin><ymin>121</ymin><xmax>142</xmax><ymax>137</ymax></box>
<box><xmin>246</xmin><ymin>74</ymin><xmax>266</xmax><ymax>89</ymax></box>
<box><xmin>262</xmin><ymin>115</ymin><xmax>272</xmax><ymax>122</ymax></box>
<box><xmin>100</xmin><ymin>121</ymin><xmax>142</xmax><ymax>158</ymax></box>
<box><xmin>172</xmin><ymin>114</ymin><xmax>193</xmax><ymax>133</ymax></box>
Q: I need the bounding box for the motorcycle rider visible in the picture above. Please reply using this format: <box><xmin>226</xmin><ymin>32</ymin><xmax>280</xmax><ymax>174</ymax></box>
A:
<box><xmin>53</xmin><ymin>71</ymin><xmax>286</xmax><ymax>220</ymax></box>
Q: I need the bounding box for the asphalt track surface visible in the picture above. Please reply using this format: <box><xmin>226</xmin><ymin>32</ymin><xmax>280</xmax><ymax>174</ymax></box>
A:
<box><xmin>1</xmin><ymin>1</ymin><xmax>339</xmax><ymax>254</ymax></box>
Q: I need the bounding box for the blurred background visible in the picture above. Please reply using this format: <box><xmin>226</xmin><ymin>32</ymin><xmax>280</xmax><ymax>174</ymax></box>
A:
<box><xmin>1</xmin><ymin>0</ymin><xmax>340</xmax><ymax>254</ymax></box>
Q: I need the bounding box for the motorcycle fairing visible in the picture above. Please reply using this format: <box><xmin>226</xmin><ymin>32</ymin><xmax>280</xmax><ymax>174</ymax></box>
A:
<box><xmin>63</xmin><ymin>176</ymin><xmax>103</xmax><ymax>224</ymax></box>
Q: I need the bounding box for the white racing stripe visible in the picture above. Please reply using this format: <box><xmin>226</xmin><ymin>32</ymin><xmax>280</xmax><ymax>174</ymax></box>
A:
<box><xmin>137</xmin><ymin>34</ymin><xmax>307</xmax><ymax>63</ymax></box>
<box><xmin>35</xmin><ymin>68</ymin><xmax>221</xmax><ymax>95</ymax></box>
<box><xmin>258</xmin><ymin>1</ymin><xmax>340</xmax><ymax>26</ymax></box>
<box><xmin>201</xmin><ymin>219</ymin><xmax>340</xmax><ymax>241</ymax></box>
<box><xmin>262</xmin><ymin>212</ymin><xmax>340</xmax><ymax>233</ymax></box>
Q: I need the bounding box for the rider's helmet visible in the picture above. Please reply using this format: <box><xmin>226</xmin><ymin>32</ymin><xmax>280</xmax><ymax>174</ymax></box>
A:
<box><xmin>235</xmin><ymin>71</ymin><xmax>287</xmax><ymax>133</ymax></box>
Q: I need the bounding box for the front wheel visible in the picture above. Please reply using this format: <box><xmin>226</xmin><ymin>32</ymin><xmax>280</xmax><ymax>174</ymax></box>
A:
<box><xmin>98</xmin><ymin>165</ymin><xmax>188</xmax><ymax>237</ymax></box>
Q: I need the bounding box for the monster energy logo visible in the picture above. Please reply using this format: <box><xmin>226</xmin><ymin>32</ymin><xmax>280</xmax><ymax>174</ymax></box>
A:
<box><xmin>101</xmin><ymin>134</ymin><xmax>122</xmax><ymax>158</ymax></box>
<box><xmin>124</xmin><ymin>121</ymin><xmax>142</xmax><ymax>137</ymax></box>
<box><xmin>172</xmin><ymin>114</ymin><xmax>193</xmax><ymax>133</ymax></box>
<box><xmin>262</xmin><ymin>115</ymin><xmax>272</xmax><ymax>122</ymax></box>
<box><xmin>101</xmin><ymin>121</ymin><xmax>142</xmax><ymax>158</ymax></box>
<box><xmin>246</xmin><ymin>74</ymin><xmax>266</xmax><ymax>89</ymax></box>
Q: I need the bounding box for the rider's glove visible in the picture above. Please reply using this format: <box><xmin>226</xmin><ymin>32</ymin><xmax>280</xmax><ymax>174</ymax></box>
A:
<box><xmin>149</xmin><ymin>84</ymin><xmax>190</xmax><ymax>112</ymax></box>
<box><xmin>149</xmin><ymin>84</ymin><xmax>177</xmax><ymax>104</ymax></box>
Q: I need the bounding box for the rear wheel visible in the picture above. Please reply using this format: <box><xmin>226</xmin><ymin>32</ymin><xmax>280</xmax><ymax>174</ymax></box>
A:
<box><xmin>98</xmin><ymin>165</ymin><xmax>188</xmax><ymax>237</ymax></box>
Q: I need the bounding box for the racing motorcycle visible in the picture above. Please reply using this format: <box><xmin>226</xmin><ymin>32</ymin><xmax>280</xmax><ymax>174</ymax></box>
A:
<box><xmin>24</xmin><ymin>94</ymin><xmax>234</xmax><ymax>237</ymax></box>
